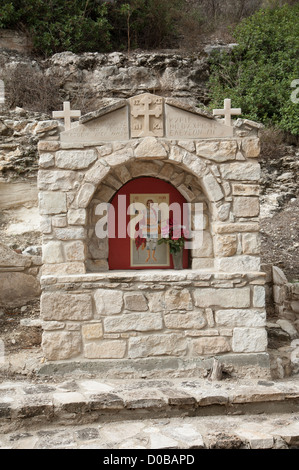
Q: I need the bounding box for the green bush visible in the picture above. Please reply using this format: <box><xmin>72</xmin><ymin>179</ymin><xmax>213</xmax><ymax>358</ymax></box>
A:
<box><xmin>0</xmin><ymin>0</ymin><xmax>183</xmax><ymax>55</ymax></box>
<box><xmin>208</xmin><ymin>4</ymin><xmax>299</xmax><ymax>135</ymax></box>
<box><xmin>0</xmin><ymin>0</ymin><xmax>112</xmax><ymax>55</ymax></box>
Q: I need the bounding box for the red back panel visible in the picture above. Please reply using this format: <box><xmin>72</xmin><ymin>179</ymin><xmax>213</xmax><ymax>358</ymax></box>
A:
<box><xmin>108</xmin><ymin>177</ymin><xmax>189</xmax><ymax>270</ymax></box>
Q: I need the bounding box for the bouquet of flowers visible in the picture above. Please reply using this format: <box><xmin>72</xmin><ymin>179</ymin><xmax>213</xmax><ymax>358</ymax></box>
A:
<box><xmin>158</xmin><ymin>215</ymin><xmax>189</xmax><ymax>254</ymax></box>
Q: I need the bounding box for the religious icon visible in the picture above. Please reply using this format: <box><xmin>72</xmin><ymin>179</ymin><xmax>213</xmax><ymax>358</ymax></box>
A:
<box><xmin>130</xmin><ymin>194</ymin><xmax>170</xmax><ymax>267</ymax></box>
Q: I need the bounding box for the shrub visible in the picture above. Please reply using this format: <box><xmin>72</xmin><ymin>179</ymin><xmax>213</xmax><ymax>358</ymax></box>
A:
<box><xmin>208</xmin><ymin>4</ymin><xmax>299</xmax><ymax>135</ymax></box>
<box><xmin>0</xmin><ymin>64</ymin><xmax>61</xmax><ymax>113</ymax></box>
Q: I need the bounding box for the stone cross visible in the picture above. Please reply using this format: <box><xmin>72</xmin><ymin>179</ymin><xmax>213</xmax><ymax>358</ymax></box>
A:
<box><xmin>52</xmin><ymin>101</ymin><xmax>81</xmax><ymax>131</ymax></box>
<box><xmin>213</xmin><ymin>99</ymin><xmax>241</xmax><ymax>127</ymax></box>
<box><xmin>131</xmin><ymin>94</ymin><xmax>163</xmax><ymax>137</ymax></box>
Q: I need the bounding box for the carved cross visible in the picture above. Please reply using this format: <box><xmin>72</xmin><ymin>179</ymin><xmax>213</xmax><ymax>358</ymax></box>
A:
<box><xmin>131</xmin><ymin>95</ymin><xmax>163</xmax><ymax>137</ymax></box>
<box><xmin>52</xmin><ymin>101</ymin><xmax>81</xmax><ymax>131</ymax></box>
<box><xmin>213</xmin><ymin>98</ymin><xmax>241</xmax><ymax>127</ymax></box>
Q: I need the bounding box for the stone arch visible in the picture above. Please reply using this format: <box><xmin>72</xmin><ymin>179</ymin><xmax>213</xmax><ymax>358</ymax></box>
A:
<box><xmin>83</xmin><ymin>154</ymin><xmax>216</xmax><ymax>272</ymax></box>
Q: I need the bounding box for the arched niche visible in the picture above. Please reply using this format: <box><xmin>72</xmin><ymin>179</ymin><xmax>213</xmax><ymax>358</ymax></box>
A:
<box><xmin>85</xmin><ymin>161</ymin><xmax>213</xmax><ymax>272</ymax></box>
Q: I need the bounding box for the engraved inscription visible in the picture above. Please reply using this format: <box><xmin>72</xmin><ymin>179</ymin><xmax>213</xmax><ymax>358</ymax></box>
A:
<box><xmin>166</xmin><ymin>105</ymin><xmax>234</xmax><ymax>139</ymax></box>
<box><xmin>60</xmin><ymin>107</ymin><xmax>129</xmax><ymax>143</ymax></box>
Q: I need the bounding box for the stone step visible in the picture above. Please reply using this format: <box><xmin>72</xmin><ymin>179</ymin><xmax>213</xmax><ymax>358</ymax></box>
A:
<box><xmin>1</xmin><ymin>413</ymin><xmax>299</xmax><ymax>449</ymax></box>
<box><xmin>0</xmin><ymin>377</ymin><xmax>298</xmax><ymax>435</ymax></box>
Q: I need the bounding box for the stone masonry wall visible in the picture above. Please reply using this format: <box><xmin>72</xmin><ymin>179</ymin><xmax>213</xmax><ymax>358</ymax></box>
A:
<box><xmin>40</xmin><ymin>270</ymin><xmax>268</xmax><ymax>377</ymax></box>
<box><xmin>37</xmin><ymin>120</ymin><xmax>262</xmax><ymax>277</ymax></box>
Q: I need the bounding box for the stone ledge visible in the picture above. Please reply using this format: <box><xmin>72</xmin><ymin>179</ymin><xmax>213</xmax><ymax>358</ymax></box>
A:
<box><xmin>40</xmin><ymin>269</ymin><xmax>266</xmax><ymax>286</ymax></box>
<box><xmin>36</xmin><ymin>353</ymin><xmax>271</xmax><ymax>378</ymax></box>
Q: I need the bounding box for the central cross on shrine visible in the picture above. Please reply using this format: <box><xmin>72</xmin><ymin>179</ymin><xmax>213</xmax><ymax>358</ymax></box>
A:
<box><xmin>213</xmin><ymin>98</ymin><xmax>241</xmax><ymax>127</ymax></box>
<box><xmin>130</xmin><ymin>93</ymin><xmax>163</xmax><ymax>137</ymax></box>
<box><xmin>52</xmin><ymin>101</ymin><xmax>81</xmax><ymax>131</ymax></box>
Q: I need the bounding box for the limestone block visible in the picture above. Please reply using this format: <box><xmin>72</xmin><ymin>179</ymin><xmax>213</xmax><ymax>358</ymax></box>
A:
<box><xmin>104</xmin><ymin>312</ymin><xmax>163</xmax><ymax>333</ymax></box>
<box><xmin>217</xmin><ymin>202</ymin><xmax>231</xmax><ymax>221</ymax></box>
<box><xmin>64</xmin><ymin>240</ymin><xmax>85</xmax><ymax>262</ymax></box>
<box><xmin>41</xmin><ymin>292</ymin><xmax>93</xmax><ymax>321</ymax></box>
<box><xmin>40</xmin><ymin>216</ymin><xmax>52</xmax><ymax>234</ymax></box>
<box><xmin>52</xmin><ymin>215</ymin><xmax>67</xmax><ymax>227</ymax></box>
<box><xmin>220</xmin><ymin>162</ymin><xmax>260</xmax><ymax>181</ymax></box>
<box><xmin>42</xmin><ymin>241</ymin><xmax>64</xmax><ymax>264</ymax></box>
<box><xmin>84</xmin><ymin>340</ymin><xmax>127</xmax><ymax>359</ymax></box>
<box><xmin>232</xmin><ymin>184</ymin><xmax>259</xmax><ymax>196</ymax></box>
<box><xmin>164</xmin><ymin>288</ymin><xmax>193</xmax><ymax>311</ymax></box>
<box><xmin>215</xmin><ymin>255</ymin><xmax>260</xmax><ymax>272</ymax></box>
<box><xmin>96</xmin><ymin>144</ymin><xmax>113</xmax><ymax>157</ymax></box>
<box><xmin>38</xmin><ymin>141</ymin><xmax>60</xmax><ymax>152</ymax></box>
<box><xmin>181</xmin><ymin>151</ymin><xmax>206</xmax><ymax>177</ymax></box>
<box><xmin>0</xmin><ymin>272</ymin><xmax>41</xmax><ymax>308</ymax></box>
<box><xmin>277</xmin><ymin>319</ymin><xmax>298</xmax><ymax>339</ymax></box>
<box><xmin>39</xmin><ymin>191</ymin><xmax>67</xmax><ymax>215</ymax></box>
<box><xmin>147</xmin><ymin>291</ymin><xmax>166</xmax><ymax>312</ymax></box>
<box><xmin>273</xmin><ymin>285</ymin><xmax>286</xmax><ymax>304</ymax></box>
<box><xmin>131</xmin><ymin>160</ymin><xmax>162</xmax><ymax>178</ymax></box>
<box><xmin>41</xmin><ymin>261</ymin><xmax>85</xmax><ymax>276</ymax></box>
<box><xmin>164</xmin><ymin>311</ymin><xmax>206</xmax><ymax>329</ymax></box>
<box><xmin>272</xmin><ymin>266</ymin><xmax>288</xmax><ymax>285</ymax></box>
<box><xmin>77</xmin><ymin>183</ymin><xmax>96</xmax><ymax>208</ymax></box>
<box><xmin>42</xmin><ymin>321</ymin><xmax>65</xmax><ymax>330</ymax></box>
<box><xmin>103</xmin><ymin>149</ymin><xmax>134</xmax><ymax>167</ymax></box>
<box><xmin>39</xmin><ymin>153</ymin><xmax>55</xmax><ymax>168</ymax></box>
<box><xmin>193</xmin><ymin>287</ymin><xmax>251</xmax><ymax>308</ymax></box>
<box><xmin>82</xmin><ymin>323</ymin><xmax>103</xmax><ymax>340</ymax></box>
<box><xmin>214</xmin><ymin>222</ymin><xmax>260</xmax><ymax>233</ymax></box>
<box><xmin>42</xmin><ymin>331</ymin><xmax>82</xmax><ymax>360</ymax></box>
<box><xmin>88</xmin><ymin>238</ymin><xmax>108</xmax><ymax>260</ymax></box>
<box><xmin>196</xmin><ymin>140</ymin><xmax>238</xmax><ymax>162</ymax></box>
<box><xmin>114</xmin><ymin>165</ymin><xmax>131</xmax><ymax>184</ymax></box>
<box><xmin>214</xmin><ymin>234</ymin><xmax>238</xmax><ymax>257</ymax></box>
<box><xmin>56</xmin><ymin>149</ymin><xmax>97</xmax><ymax>169</ymax></box>
<box><xmin>38</xmin><ymin>170</ymin><xmax>78</xmax><ymax>191</ymax></box>
<box><xmin>124</xmin><ymin>293</ymin><xmax>148</xmax><ymax>311</ymax></box>
<box><xmin>0</xmin><ymin>242</ymin><xmax>31</xmax><ymax>268</ymax></box>
<box><xmin>95</xmin><ymin>184</ymin><xmax>115</xmax><ymax>202</ymax></box>
<box><xmin>190</xmin><ymin>336</ymin><xmax>231</xmax><ymax>355</ymax></box>
<box><xmin>253</xmin><ymin>286</ymin><xmax>265</xmax><ymax>308</ymax></box>
<box><xmin>178</xmin><ymin>140</ymin><xmax>195</xmax><ymax>152</ymax></box>
<box><xmin>128</xmin><ymin>333</ymin><xmax>187</xmax><ymax>358</ymax></box>
<box><xmin>215</xmin><ymin>309</ymin><xmax>266</xmax><ymax>327</ymax></box>
<box><xmin>68</xmin><ymin>208</ymin><xmax>87</xmax><ymax>225</ymax></box>
<box><xmin>192</xmin><ymin>231</ymin><xmax>213</xmax><ymax>258</ymax></box>
<box><xmin>169</xmin><ymin>146</ymin><xmax>184</xmax><ymax>163</ymax></box>
<box><xmin>94</xmin><ymin>289</ymin><xmax>123</xmax><ymax>316</ymax></box>
<box><xmin>35</xmin><ymin>120</ymin><xmax>58</xmax><ymax>134</ymax></box>
<box><xmin>86</xmin><ymin>259</ymin><xmax>109</xmax><ymax>272</ymax></box>
<box><xmin>232</xmin><ymin>327</ymin><xmax>267</xmax><ymax>352</ymax></box>
<box><xmin>159</xmin><ymin>163</ymin><xmax>174</xmax><ymax>180</ymax></box>
<box><xmin>241</xmin><ymin>137</ymin><xmax>260</xmax><ymax>158</ymax></box>
<box><xmin>177</xmin><ymin>184</ymin><xmax>196</xmax><ymax>202</ymax></box>
<box><xmin>54</xmin><ymin>227</ymin><xmax>86</xmax><ymax>240</ymax></box>
<box><xmin>191</xmin><ymin>258</ymin><xmax>214</xmax><ymax>269</ymax></box>
<box><xmin>135</xmin><ymin>137</ymin><xmax>167</xmax><ymax>159</ymax></box>
<box><xmin>242</xmin><ymin>233</ymin><xmax>261</xmax><ymax>255</ymax></box>
<box><xmin>201</xmin><ymin>173</ymin><xmax>224</xmax><ymax>202</ymax></box>
<box><xmin>233</xmin><ymin>196</ymin><xmax>259</xmax><ymax>217</ymax></box>
<box><xmin>84</xmin><ymin>161</ymin><xmax>110</xmax><ymax>186</ymax></box>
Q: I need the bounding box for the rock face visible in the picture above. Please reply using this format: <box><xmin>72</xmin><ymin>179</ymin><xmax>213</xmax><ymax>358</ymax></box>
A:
<box><xmin>0</xmin><ymin>242</ymin><xmax>41</xmax><ymax>307</ymax></box>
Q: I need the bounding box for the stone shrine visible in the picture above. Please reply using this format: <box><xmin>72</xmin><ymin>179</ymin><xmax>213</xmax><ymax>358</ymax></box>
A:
<box><xmin>37</xmin><ymin>93</ymin><xmax>269</xmax><ymax>378</ymax></box>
